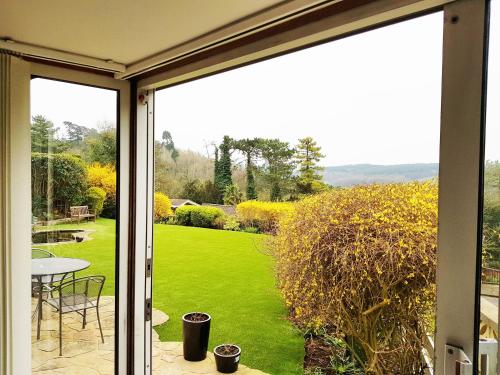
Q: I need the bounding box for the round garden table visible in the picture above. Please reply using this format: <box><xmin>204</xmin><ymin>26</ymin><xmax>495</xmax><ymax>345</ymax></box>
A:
<box><xmin>32</xmin><ymin>257</ymin><xmax>90</xmax><ymax>340</ymax></box>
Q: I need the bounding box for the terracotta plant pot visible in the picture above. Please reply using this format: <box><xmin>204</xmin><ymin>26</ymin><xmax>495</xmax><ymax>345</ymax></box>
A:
<box><xmin>214</xmin><ymin>344</ymin><xmax>241</xmax><ymax>373</ymax></box>
<box><xmin>182</xmin><ymin>312</ymin><xmax>211</xmax><ymax>361</ymax></box>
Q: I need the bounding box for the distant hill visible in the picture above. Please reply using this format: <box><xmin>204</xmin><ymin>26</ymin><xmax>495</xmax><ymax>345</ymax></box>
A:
<box><xmin>322</xmin><ymin>163</ymin><xmax>439</xmax><ymax>187</ymax></box>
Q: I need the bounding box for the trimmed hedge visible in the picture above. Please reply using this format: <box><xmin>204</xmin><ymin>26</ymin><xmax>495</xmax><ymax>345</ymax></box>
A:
<box><xmin>175</xmin><ymin>206</ymin><xmax>225</xmax><ymax>228</ymax></box>
<box><xmin>32</xmin><ymin>152</ymin><xmax>88</xmax><ymax>218</ymax></box>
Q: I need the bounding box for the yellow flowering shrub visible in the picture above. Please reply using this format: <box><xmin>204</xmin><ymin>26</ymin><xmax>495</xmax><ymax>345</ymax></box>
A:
<box><xmin>273</xmin><ymin>182</ymin><xmax>438</xmax><ymax>374</ymax></box>
<box><xmin>87</xmin><ymin>163</ymin><xmax>116</xmax><ymax>199</ymax></box>
<box><xmin>154</xmin><ymin>192</ymin><xmax>173</xmax><ymax>222</ymax></box>
<box><xmin>236</xmin><ymin>200</ymin><xmax>294</xmax><ymax>233</ymax></box>
<box><xmin>87</xmin><ymin>163</ymin><xmax>117</xmax><ymax>217</ymax></box>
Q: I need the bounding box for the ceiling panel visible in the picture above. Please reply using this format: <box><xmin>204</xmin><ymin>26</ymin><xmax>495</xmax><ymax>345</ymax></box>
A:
<box><xmin>0</xmin><ymin>0</ymin><xmax>285</xmax><ymax>65</ymax></box>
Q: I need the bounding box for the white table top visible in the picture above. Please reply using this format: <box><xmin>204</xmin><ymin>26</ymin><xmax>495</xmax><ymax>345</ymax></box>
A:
<box><xmin>31</xmin><ymin>257</ymin><xmax>90</xmax><ymax>277</ymax></box>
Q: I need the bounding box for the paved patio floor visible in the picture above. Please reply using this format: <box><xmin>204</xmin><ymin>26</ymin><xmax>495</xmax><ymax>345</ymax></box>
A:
<box><xmin>32</xmin><ymin>296</ymin><xmax>267</xmax><ymax>374</ymax></box>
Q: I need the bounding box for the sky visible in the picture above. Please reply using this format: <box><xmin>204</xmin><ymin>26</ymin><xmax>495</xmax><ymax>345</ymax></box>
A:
<box><xmin>31</xmin><ymin>7</ymin><xmax>499</xmax><ymax>167</ymax></box>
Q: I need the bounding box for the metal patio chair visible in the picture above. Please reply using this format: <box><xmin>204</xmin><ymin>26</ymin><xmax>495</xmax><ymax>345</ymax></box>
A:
<box><xmin>45</xmin><ymin>275</ymin><xmax>106</xmax><ymax>355</ymax></box>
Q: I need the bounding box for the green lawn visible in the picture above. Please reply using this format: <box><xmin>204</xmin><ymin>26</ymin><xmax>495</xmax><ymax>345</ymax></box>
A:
<box><xmin>35</xmin><ymin>218</ymin><xmax>304</xmax><ymax>374</ymax></box>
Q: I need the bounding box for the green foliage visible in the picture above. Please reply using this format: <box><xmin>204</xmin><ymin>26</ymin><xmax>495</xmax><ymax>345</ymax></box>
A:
<box><xmin>31</xmin><ymin>115</ymin><xmax>68</xmax><ymax>153</ymax></box>
<box><xmin>86</xmin><ymin>187</ymin><xmax>106</xmax><ymax>215</ymax></box>
<box><xmin>260</xmin><ymin>139</ymin><xmax>296</xmax><ymax>201</ymax></box>
<box><xmin>181</xmin><ymin>179</ymin><xmax>219</xmax><ymax>204</ymax></box>
<box><xmin>175</xmin><ymin>206</ymin><xmax>225</xmax><ymax>228</ymax></box>
<box><xmin>233</xmin><ymin>138</ymin><xmax>262</xmax><ymax>200</ymax></box>
<box><xmin>246</xmin><ymin>166</ymin><xmax>258</xmax><ymax>200</ymax></box>
<box><xmin>31</xmin><ymin>152</ymin><xmax>88</xmax><ymax>218</ymax></box>
<box><xmin>223</xmin><ymin>184</ymin><xmax>243</xmax><ymax>206</ymax></box>
<box><xmin>64</xmin><ymin>121</ymin><xmax>95</xmax><ymax>142</ymax></box>
<box><xmin>85</xmin><ymin>126</ymin><xmax>116</xmax><ymax>166</ymax></box>
<box><xmin>295</xmin><ymin>137</ymin><xmax>325</xmax><ymax>194</ymax></box>
<box><xmin>161</xmin><ymin>130</ymin><xmax>179</xmax><ymax>161</ymax></box>
<box><xmin>214</xmin><ymin>136</ymin><xmax>233</xmax><ymax>202</ymax></box>
<box><xmin>222</xmin><ymin>215</ymin><xmax>241</xmax><ymax>231</ymax></box>
<box><xmin>242</xmin><ymin>226</ymin><xmax>260</xmax><ymax>234</ymax></box>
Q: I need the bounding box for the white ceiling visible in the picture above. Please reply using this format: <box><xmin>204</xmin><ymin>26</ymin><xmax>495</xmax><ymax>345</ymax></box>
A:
<box><xmin>0</xmin><ymin>0</ymin><xmax>286</xmax><ymax>65</ymax></box>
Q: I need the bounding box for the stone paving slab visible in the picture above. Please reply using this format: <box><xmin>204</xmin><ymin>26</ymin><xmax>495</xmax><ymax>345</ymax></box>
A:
<box><xmin>32</xmin><ymin>296</ymin><xmax>268</xmax><ymax>375</ymax></box>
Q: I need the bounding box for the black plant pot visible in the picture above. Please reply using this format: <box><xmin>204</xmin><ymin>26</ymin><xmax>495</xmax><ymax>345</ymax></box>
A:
<box><xmin>214</xmin><ymin>344</ymin><xmax>241</xmax><ymax>373</ymax></box>
<box><xmin>182</xmin><ymin>312</ymin><xmax>211</xmax><ymax>361</ymax></box>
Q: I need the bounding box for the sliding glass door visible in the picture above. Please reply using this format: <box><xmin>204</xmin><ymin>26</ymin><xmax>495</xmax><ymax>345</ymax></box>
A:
<box><xmin>30</xmin><ymin>77</ymin><xmax>119</xmax><ymax>375</ymax></box>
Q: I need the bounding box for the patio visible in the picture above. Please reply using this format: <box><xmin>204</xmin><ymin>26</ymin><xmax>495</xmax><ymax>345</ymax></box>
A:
<box><xmin>31</xmin><ymin>296</ymin><xmax>267</xmax><ymax>374</ymax></box>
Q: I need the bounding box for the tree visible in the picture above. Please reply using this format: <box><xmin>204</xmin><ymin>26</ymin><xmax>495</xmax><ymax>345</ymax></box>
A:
<box><xmin>181</xmin><ymin>180</ymin><xmax>204</xmax><ymax>204</ymax></box>
<box><xmin>214</xmin><ymin>136</ymin><xmax>233</xmax><ymax>203</ymax></box>
<box><xmin>31</xmin><ymin>115</ymin><xmax>68</xmax><ymax>153</ymax></box>
<box><xmin>85</xmin><ymin>127</ymin><xmax>116</xmax><ymax>166</ymax></box>
<box><xmin>64</xmin><ymin>121</ymin><xmax>94</xmax><ymax>142</ymax></box>
<box><xmin>161</xmin><ymin>130</ymin><xmax>179</xmax><ymax>161</ymax></box>
<box><xmin>295</xmin><ymin>136</ymin><xmax>325</xmax><ymax>194</ymax></box>
<box><xmin>260</xmin><ymin>139</ymin><xmax>296</xmax><ymax>201</ymax></box>
<box><xmin>223</xmin><ymin>184</ymin><xmax>243</xmax><ymax>206</ymax></box>
<box><xmin>180</xmin><ymin>179</ymin><xmax>220</xmax><ymax>204</ymax></box>
<box><xmin>233</xmin><ymin>138</ymin><xmax>262</xmax><ymax>200</ymax></box>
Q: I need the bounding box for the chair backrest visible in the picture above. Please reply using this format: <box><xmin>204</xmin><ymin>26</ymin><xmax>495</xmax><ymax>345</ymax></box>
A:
<box><xmin>58</xmin><ymin>275</ymin><xmax>105</xmax><ymax>305</ymax></box>
<box><xmin>31</xmin><ymin>248</ymin><xmax>55</xmax><ymax>259</ymax></box>
<box><xmin>70</xmin><ymin>206</ymin><xmax>89</xmax><ymax>216</ymax></box>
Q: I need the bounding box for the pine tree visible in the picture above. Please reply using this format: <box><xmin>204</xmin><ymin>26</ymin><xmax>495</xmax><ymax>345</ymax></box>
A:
<box><xmin>31</xmin><ymin>115</ymin><xmax>68</xmax><ymax>153</ymax></box>
<box><xmin>295</xmin><ymin>137</ymin><xmax>325</xmax><ymax>194</ymax></box>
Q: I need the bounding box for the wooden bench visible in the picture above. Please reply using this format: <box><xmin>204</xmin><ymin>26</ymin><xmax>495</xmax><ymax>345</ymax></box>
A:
<box><xmin>69</xmin><ymin>206</ymin><xmax>96</xmax><ymax>223</ymax></box>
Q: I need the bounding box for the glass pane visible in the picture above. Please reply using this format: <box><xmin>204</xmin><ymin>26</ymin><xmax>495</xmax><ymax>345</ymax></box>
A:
<box><xmin>153</xmin><ymin>12</ymin><xmax>442</xmax><ymax>375</ymax></box>
<box><xmin>30</xmin><ymin>78</ymin><xmax>118</xmax><ymax>374</ymax></box>
<box><xmin>478</xmin><ymin>1</ymin><xmax>500</xmax><ymax>373</ymax></box>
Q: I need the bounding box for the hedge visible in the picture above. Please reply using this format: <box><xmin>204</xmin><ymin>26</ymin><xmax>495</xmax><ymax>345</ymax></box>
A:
<box><xmin>86</xmin><ymin>186</ymin><xmax>106</xmax><ymax>215</ymax></box>
<box><xmin>32</xmin><ymin>152</ymin><xmax>88</xmax><ymax>218</ymax></box>
<box><xmin>175</xmin><ymin>206</ymin><xmax>225</xmax><ymax>228</ymax></box>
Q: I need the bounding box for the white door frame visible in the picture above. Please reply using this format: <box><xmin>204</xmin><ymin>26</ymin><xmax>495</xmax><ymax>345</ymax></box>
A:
<box><xmin>132</xmin><ymin>87</ymin><xmax>155</xmax><ymax>375</ymax></box>
<box><xmin>436</xmin><ymin>0</ymin><xmax>489</xmax><ymax>373</ymax></box>
<box><xmin>0</xmin><ymin>58</ymin><xmax>131</xmax><ymax>374</ymax></box>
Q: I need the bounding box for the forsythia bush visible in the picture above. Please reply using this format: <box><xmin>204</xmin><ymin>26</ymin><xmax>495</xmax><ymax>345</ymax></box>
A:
<box><xmin>87</xmin><ymin>163</ymin><xmax>116</xmax><ymax>218</ymax></box>
<box><xmin>236</xmin><ymin>201</ymin><xmax>294</xmax><ymax>233</ymax></box>
<box><xmin>273</xmin><ymin>183</ymin><xmax>438</xmax><ymax>374</ymax></box>
<box><xmin>87</xmin><ymin>163</ymin><xmax>116</xmax><ymax>198</ymax></box>
<box><xmin>175</xmin><ymin>206</ymin><xmax>225</xmax><ymax>228</ymax></box>
<box><xmin>154</xmin><ymin>192</ymin><xmax>173</xmax><ymax>222</ymax></box>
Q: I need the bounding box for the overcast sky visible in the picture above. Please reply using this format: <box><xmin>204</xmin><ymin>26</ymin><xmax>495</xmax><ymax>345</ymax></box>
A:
<box><xmin>32</xmin><ymin>8</ymin><xmax>499</xmax><ymax>166</ymax></box>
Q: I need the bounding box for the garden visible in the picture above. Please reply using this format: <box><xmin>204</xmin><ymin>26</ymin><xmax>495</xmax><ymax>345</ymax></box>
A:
<box><xmin>31</xmin><ymin>114</ymin><xmax>499</xmax><ymax>374</ymax></box>
<box><xmin>34</xmin><ymin>182</ymin><xmax>440</xmax><ymax>374</ymax></box>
